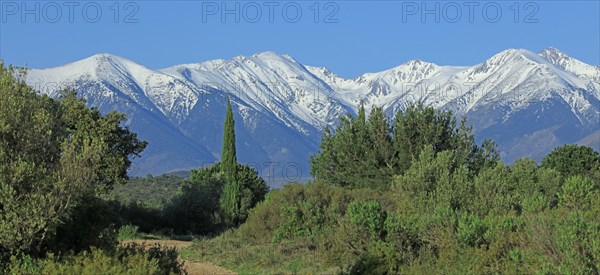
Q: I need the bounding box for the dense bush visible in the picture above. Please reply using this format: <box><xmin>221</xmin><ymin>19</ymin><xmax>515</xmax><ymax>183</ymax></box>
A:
<box><xmin>164</xmin><ymin>176</ymin><xmax>223</xmax><ymax>234</ymax></box>
<box><xmin>559</xmin><ymin>175</ymin><xmax>598</xmax><ymax>210</ymax></box>
<box><xmin>169</xmin><ymin>162</ymin><xmax>268</xmax><ymax>234</ymax></box>
<box><xmin>541</xmin><ymin>144</ymin><xmax>600</xmax><ymax>180</ymax></box>
<box><xmin>310</xmin><ymin>103</ymin><xmax>499</xmax><ymax>189</ymax></box>
<box><xmin>8</xmin><ymin>244</ymin><xmax>183</xmax><ymax>275</ymax></box>
<box><xmin>45</xmin><ymin>195</ymin><xmax>120</xmax><ymax>254</ymax></box>
<box><xmin>118</xmin><ymin>225</ymin><xmax>141</xmax><ymax>241</ymax></box>
<box><xmin>0</xmin><ymin>63</ymin><xmax>146</xmax><ymax>263</ymax></box>
<box><xmin>110</xmin><ymin>174</ymin><xmax>182</xmax><ymax>209</ymax></box>
<box><xmin>184</xmin><ymin>104</ymin><xmax>600</xmax><ymax>274</ymax></box>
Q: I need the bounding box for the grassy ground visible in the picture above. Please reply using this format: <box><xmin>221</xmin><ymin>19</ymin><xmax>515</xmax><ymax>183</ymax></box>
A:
<box><xmin>121</xmin><ymin>239</ymin><xmax>237</xmax><ymax>275</ymax></box>
<box><xmin>178</xmin><ymin>231</ymin><xmax>341</xmax><ymax>274</ymax></box>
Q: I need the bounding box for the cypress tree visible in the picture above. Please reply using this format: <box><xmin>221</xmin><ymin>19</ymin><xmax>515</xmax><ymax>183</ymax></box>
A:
<box><xmin>220</xmin><ymin>97</ymin><xmax>240</xmax><ymax>225</ymax></box>
<box><xmin>221</xmin><ymin>97</ymin><xmax>237</xmax><ymax>179</ymax></box>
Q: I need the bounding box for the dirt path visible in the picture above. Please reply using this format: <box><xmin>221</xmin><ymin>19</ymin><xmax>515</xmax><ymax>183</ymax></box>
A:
<box><xmin>121</xmin><ymin>239</ymin><xmax>236</xmax><ymax>275</ymax></box>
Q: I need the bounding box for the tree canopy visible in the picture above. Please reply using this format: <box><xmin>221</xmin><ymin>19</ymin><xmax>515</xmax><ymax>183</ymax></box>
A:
<box><xmin>310</xmin><ymin>103</ymin><xmax>499</xmax><ymax>188</ymax></box>
<box><xmin>0</xmin><ymin>63</ymin><xmax>146</xmax><ymax>259</ymax></box>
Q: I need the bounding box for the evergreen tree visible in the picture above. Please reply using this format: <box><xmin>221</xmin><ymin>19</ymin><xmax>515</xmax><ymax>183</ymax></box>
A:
<box><xmin>392</xmin><ymin>102</ymin><xmax>456</xmax><ymax>173</ymax></box>
<box><xmin>219</xmin><ymin>97</ymin><xmax>241</xmax><ymax>225</ymax></box>
<box><xmin>311</xmin><ymin>102</ymin><xmax>498</xmax><ymax>189</ymax></box>
<box><xmin>221</xmin><ymin>97</ymin><xmax>237</xmax><ymax>180</ymax></box>
<box><xmin>541</xmin><ymin>145</ymin><xmax>600</xmax><ymax>181</ymax></box>
<box><xmin>182</xmin><ymin>97</ymin><xmax>268</xmax><ymax>229</ymax></box>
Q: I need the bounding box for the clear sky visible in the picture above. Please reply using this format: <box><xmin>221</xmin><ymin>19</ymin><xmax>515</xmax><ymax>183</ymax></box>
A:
<box><xmin>1</xmin><ymin>0</ymin><xmax>598</xmax><ymax>78</ymax></box>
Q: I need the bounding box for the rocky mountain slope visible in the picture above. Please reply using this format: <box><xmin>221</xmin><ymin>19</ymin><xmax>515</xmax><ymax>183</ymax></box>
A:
<box><xmin>24</xmin><ymin>48</ymin><xmax>600</xmax><ymax>181</ymax></box>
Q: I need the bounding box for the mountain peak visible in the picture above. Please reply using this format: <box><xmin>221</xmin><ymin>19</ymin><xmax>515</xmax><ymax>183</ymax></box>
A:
<box><xmin>252</xmin><ymin>51</ymin><xmax>281</xmax><ymax>58</ymax></box>
<box><xmin>538</xmin><ymin>47</ymin><xmax>570</xmax><ymax>63</ymax></box>
<box><xmin>85</xmin><ymin>53</ymin><xmax>131</xmax><ymax>65</ymax></box>
<box><xmin>399</xmin><ymin>59</ymin><xmax>438</xmax><ymax>70</ymax></box>
<box><xmin>24</xmin><ymin>48</ymin><xmax>600</xmax><ymax>177</ymax></box>
<box><xmin>471</xmin><ymin>48</ymin><xmax>547</xmax><ymax>75</ymax></box>
<box><xmin>252</xmin><ymin>51</ymin><xmax>298</xmax><ymax>63</ymax></box>
<box><xmin>538</xmin><ymin>48</ymin><xmax>600</xmax><ymax>79</ymax></box>
<box><xmin>490</xmin><ymin>48</ymin><xmax>542</xmax><ymax>62</ymax></box>
<box><xmin>404</xmin><ymin>59</ymin><xmax>430</xmax><ymax>65</ymax></box>
<box><xmin>539</xmin><ymin>47</ymin><xmax>564</xmax><ymax>54</ymax></box>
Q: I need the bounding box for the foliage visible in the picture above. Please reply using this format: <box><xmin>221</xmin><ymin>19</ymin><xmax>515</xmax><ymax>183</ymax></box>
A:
<box><xmin>183</xmin><ymin>133</ymin><xmax>599</xmax><ymax>274</ymax></box>
<box><xmin>559</xmin><ymin>175</ymin><xmax>598</xmax><ymax>210</ymax></box>
<box><xmin>42</xmin><ymin>249</ymin><xmax>158</xmax><ymax>275</ymax></box>
<box><xmin>183</xmin><ymin>182</ymin><xmax>391</xmax><ymax>273</ymax></box>
<box><xmin>176</xmin><ymin>98</ymin><xmax>269</xmax><ymax>230</ymax></box>
<box><xmin>118</xmin><ymin>225</ymin><xmax>141</xmax><ymax>241</ymax></box>
<box><xmin>220</xmin><ymin>97</ymin><xmax>241</xmax><ymax>226</ymax></box>
<box><xmin>346</xmin><ymin>200</ymin><xmax>386</xmax><ymax>244</ymax></box>
<box><xmin>7</xmin><ymin>243</ymin><xmax>183</xmax><ymax>275</ymax></box>
<box><xmin>110</xmin><ymin>174</ymin><xmax>183</xmax><ymax>209</ymax></box>
<box><xmin>541</xmin><ymin>144</ymin><xmax>600</xmax><ymax>180</ymax></box>
<box><xmin>46</xmin><ymin>195</ymin><xmax>119</xmax><ymax>254</ymax></box>
<box><xmin>310</xmin><ymin>103</ymin><xmax>499</xmax><ymax>189</ymax></box>
<box><xmin>164</xmin><ymin>176</ymin><xmax>223</xmax><ymax>234</ymax></box>
<box><xmin>113</xmin><ymin>200</ymin><xmax>168</xmax><ymax>234</ymax></box>
<box><xmin>41</xmin><ymin>244</ymin><xmax>182</xmax><ymax>275</ymax></box>
<box><xmin>0</xmin><ymin>63</ymin><xmax>145</xmax><ymax>261</ymax></box>
<box><xmin>221</xmin><ymin>97</ymin><xmax>237</xmax><ymax>181</ymax></box>
<box><xmin>169</xmin><ymin>162</ymin><xmax>268</xmax><ymax>234</ymax></box>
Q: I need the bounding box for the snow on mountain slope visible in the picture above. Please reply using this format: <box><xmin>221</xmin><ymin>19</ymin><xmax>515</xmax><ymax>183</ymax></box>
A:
<box><xmin>161</xmin><ymin>52</ymin><xmax>352</xmax><ymax>132</ymax></box>
<box><xmin>538</xmin><ymin>47</ymin><xmax>600</xmax><ymax>100</ymax></box>
<box><xmin>24</xmin><ymin>48</ymin><xmax>600</xmax><ymax>178</ymax></box>
<box><xmin>310</xmin><ymin>49</ymin><xmax>598</xmax><ymax>126</ymax></box>
<box><xmin>539</xmin><ymin>48</ymin><xmax>600</xmax><ymax>80</ymax></box>
<box><xmin>27</xmin><ymin>54</ymin><xmax>207</xmax><ymax>125</ymax></box>
<box><xmin>25</xmin><ymin>54</ymin><xmax>217</xmax><ymax>176</ymax></box>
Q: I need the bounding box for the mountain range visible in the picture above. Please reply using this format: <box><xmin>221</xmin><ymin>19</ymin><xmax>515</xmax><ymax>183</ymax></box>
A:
<box><xmin>23</xmin><ymin>48</ymin><xmax>600</xmax><ymax>184</ymax></box>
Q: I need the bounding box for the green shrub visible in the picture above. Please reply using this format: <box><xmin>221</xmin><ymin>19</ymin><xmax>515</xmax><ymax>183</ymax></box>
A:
<box><xmin>40</xmin><ymin>244</ymin><xmax>183</xmax><ymax>275</ymax></box>
<box><xmin>559</xmin><ymin>176</ymin><xmax>598</xmax><ymax>210</ymax></box>
<box><xmin>382</xmin><ymin>213</ymin><xmax>423</xmax><ymax>264</ymax></box>
<box><xmin>456</xmin><ymin>212</ymin><xmax>489</xmax><ymax>248</ymax></box>
<box><xmin>541</xmin><ymin>145</ymin><xmax>600</xmax><ymax>179</ymax></box>
<box><xmin>164</xmin><ymin>176</ymin><xmax>223</xmax><ymax>234</ymax></box>
<box><xmin>118</xmin><ymin>225</ymin><xmax>140</xmax><ymax>241</ymax></box>
<box><xmin>119</xmin><ymin>244</ymin><xmax>183</xmax><ymax>275</ymax></box>
<box><xmin>272</xmin><ymin>198</ymin><xmax>328</xmax><ymax>243</ymax></box>
<box><xmin>7</xmin><ymin>254</ymin><xmax>44</xmax><ymax>274</ymax></box>
<box><xmin>554</xmin><ymin>211</ymin><xmax>600</xmax><ymax>274</ymax></box>
<box><xmin>346</xmin><ymin>200</ymin><xmax>386</xmax><ymax>240</ymax></box>
<box><xmin>47</xmin><ymin>196</ymin><xmax>119</xmax><ymax>254</ymax></box>
<box><xmin>169</xmin><ymin>162</ymin><xmax>269</xmax><ymax>234</ymax></box>
<box><xmin>42</xmin><ymin>249</ymin><xmax>159</xmax><ymax>275</ymax></box>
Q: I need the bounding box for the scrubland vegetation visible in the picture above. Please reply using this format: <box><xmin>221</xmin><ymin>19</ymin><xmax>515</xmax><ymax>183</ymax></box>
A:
<box><xmin>1</xmin><ymin>62</ymin><xmax>598</xmax><ymax>274</ymax></box>
<box><xmin>179</xmin><ymin>106</ymin><xmax>599</xmax><ymax>274</ymax></box>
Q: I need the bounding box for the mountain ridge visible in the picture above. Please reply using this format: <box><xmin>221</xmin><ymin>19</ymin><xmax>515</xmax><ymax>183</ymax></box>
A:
<box><xmin>23</xmin><ymin>48</ymin><xmax>600</xmax><ymax>182</ymax></box>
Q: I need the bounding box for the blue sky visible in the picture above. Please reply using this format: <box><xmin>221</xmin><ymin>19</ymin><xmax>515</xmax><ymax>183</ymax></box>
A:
<box><xmin>1</xmin><ymin>1</ymin><xmax>598</xmax><ymax>78</ymax></box>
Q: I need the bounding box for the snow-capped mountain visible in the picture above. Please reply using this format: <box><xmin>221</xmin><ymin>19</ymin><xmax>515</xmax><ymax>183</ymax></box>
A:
<box><xmin>24</xmin><ymin>48</ymin><xmax>600</xmax><ymax>181</ymax></box>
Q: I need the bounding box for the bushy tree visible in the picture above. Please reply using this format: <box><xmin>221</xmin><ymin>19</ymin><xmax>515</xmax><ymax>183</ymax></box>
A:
<box><xmin>178</xmin><ymin>98</ymin><xmax>268</xmax><ymax>230</ymax></box>
<box><xmin>310</xmin><ymin>106</ymin><xmax>391</xmax><ymax>189</ymax></box>
<box><xmin>541</xmin><ymin>144</ymin><xmax>600</xmax><ymax>180</ymax></box>
<box><xmin>164</xmin><ymin>177</ymin><xmax>223</xmax><ymax>234</ymax></box>
<box><xmin>559</xmin><ymin>175</ymin><xmax>598</xmax><ymax>210</ymax></box>
<box><xmin>310</xmin><ymin>103</ymin><xmax>498</xmax><ymax>189</ymax></box>
<box><xmin>218</xmin><ymin>97</ymin><xmax>268</xmax><ymax>225</ymax></box>
<box><xmin>0</xmin><ymin>63</ymin><xmax>146</xmax><ymax>261</ymax></box>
